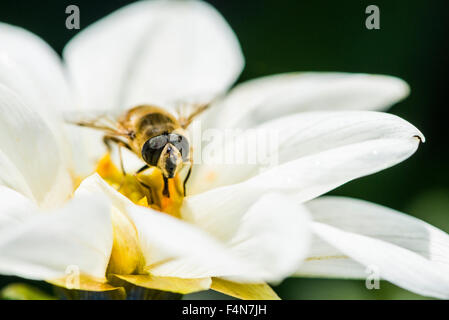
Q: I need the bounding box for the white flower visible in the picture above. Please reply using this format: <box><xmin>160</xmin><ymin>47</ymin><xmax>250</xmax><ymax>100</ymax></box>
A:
<box><xmin>0</xmin><ymin>0</ymin><xmax>448</xmax><ymax>299</ymax></box>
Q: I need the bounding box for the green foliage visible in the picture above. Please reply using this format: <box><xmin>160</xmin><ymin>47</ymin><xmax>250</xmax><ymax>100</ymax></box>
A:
<box><xmin>0</xmin><ymin>283</ymin><xmax>56</xmax><ymax>300</ymax></box>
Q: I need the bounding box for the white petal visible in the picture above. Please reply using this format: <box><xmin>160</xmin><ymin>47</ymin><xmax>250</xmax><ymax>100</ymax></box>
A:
<box><xmin>183</xmin><ymin>193</ymin><xmax>311</xmax><ymax>282</ymax></box>
<box><xmin>0</xmin><ymin>186</ymin><xmax>37</xmax><ymax>234</ymax></box>
<box><xmin>0</xmin><ymin>23</ymin><xmax>73</xmax><ymax>119</ymax></box>
<box><xmin>64</xmin><ymin>0</ymin><xmax>244</xmax><ymax>113</ymax></box>
<box><xmin>0</xmin><ymin>84</ymin><xmax>71</xmax><ymax>205</ymax></box>
<box><xmin>128</xmin><ymin>204</ymin><xmax>256</xmax><ymax>280</ymax></box>
<box><xmin>187</xmin><ymin>135</ymin><xmax>421</xmax><ymax>228</ymax></box>
<box><xmin>78</xmin><ymin>175</ymin><xmax>258</xmax><ymax>280</ymax></box>
<box><xmin>190</xmin><ymin>111</ymin><xmax>423</xmax><ymax>195</ymax></box>
<box><xmin>0</xmin><ymin>149</ymin><xmax>33</xmax><ymax>202</ymax></box>
<box><xmin>312</xmin><ymin>222</ymin><xmax>449</xmax><ymax>299</ymax></box>
<box><xmin>80</xmin><ymin>174</ymin><xmax>307</xmax><ymax>282</ymax></box>
<box><xmin>309</xmin><ymin>196</ymin><xmax>449</xmax><ymax>267</ymax></box>
<box><xmin>76</xmin><ymin>175</ymin><xmax>241</xmax><ymax>276</ymax></box>
<box><xmin>0</xmin><ymin>24</ymin><xmax>75</xmax><ymax>203</ymax></box>
<box><xmin>74</xmin><ymin>173</ymin><xmax>132</xmax><ymax>213</ymax></box>
<box><xmin>0</xmin><ymin>194</ymin><xmax>112</xmax><ymax>280</ymax></box>
<box><xmin>203</xmin><ymin>72</ymin><xmax>409</xmax><ymax>130</ymax></box>
<box><xmin>296</xmin><ymin>196</ymin><xmax>449</xmax><ymax>279</ymax></box>
<box><xmin>296</xmin><ymin>248</ymin><xmax>367</xmax><ymax>279</ymax></box>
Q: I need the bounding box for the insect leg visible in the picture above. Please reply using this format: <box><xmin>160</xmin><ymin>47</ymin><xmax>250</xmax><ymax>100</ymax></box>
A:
<box><xmin>162</xmin><ymin>176</ymin><xmax>170</xmax><ymax>198</ymax></box>
<box><xmin>136</xmin><ymin>164</ymin><xmax>149</xmax><ymax>174</ymax></box>
<box><xmin>103</xmin><ymin>135</ymin><xmax>132</xmax><ymax>175</ymax></box>
<box><xmin>183</xmin><ymin>164</ymin><xmax>192</xmax><ymax>196</ymax></box>
<box><xmin>102</xmin><ymin>135</ymin><xmax>131</xmax><ymax>151</ymax></box>
<box><xmin>118</xmin><ymin>144</ymin><xmax>126</xmax><ymax>175</ymax></box>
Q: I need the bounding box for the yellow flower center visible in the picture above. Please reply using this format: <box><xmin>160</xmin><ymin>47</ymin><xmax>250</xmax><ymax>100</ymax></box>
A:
<box><xmin>95</xmin><ymin>153</ymin><xmax>184</xmax><ymax>218</ymax></box>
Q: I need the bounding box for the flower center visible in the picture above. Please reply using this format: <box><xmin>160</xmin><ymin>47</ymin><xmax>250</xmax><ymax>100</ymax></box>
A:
<box><xmin>95</xmin><ymin>153</ymin><xmax>184</xmax><ymax>218</ymax></box>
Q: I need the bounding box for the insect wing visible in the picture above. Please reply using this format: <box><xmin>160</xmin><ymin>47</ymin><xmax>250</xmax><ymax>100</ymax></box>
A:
<box><xmin>64</xmin><ymin>110</ymin><xmax>124</xmax><ymax>136</ymax></box>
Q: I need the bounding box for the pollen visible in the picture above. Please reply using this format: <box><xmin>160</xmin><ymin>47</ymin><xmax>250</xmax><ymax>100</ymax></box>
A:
<box><xmin>95</xmin><ymin>153</ymin><xmax>184</xmax><ymax>218</ymax></box>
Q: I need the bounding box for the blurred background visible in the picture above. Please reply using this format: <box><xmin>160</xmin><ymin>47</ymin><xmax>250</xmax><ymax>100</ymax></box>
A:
<box><xmin>0</xmin><ymin>0</ymin><xmax>448</xmax><ymax>299</ymax></box>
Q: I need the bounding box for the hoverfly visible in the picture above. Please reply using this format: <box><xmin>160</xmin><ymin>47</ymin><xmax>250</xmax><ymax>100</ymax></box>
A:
<box><xmin>70</xmin><ymin>104</ymin><xmax>209</xmax><ymax>197</ymax></box>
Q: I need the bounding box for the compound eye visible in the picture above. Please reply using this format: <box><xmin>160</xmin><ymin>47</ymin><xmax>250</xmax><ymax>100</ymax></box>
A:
<box><xmin>142</xmin><ymin>135</ymin><xmax>168</xmax><ymax>166</ymax></box>
<box><xmin>168</xmin><ymin>133</ymin><xmax>189</xmax><ymax>161</ymax></box>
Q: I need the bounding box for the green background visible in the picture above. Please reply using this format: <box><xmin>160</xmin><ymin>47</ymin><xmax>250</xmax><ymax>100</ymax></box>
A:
<box><xmin>0</xmin><ymin>0</ymin><xmax>448</xmax><ymax>299</ymax></box>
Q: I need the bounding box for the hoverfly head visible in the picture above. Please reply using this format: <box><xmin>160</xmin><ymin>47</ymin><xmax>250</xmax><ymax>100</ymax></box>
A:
<box><xmin>141</xmin><ymin>133</ymin><xmax>189</xmax><ymax>179</ymax></box>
